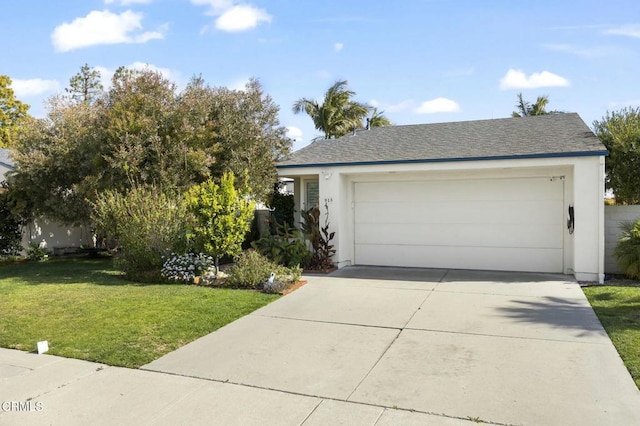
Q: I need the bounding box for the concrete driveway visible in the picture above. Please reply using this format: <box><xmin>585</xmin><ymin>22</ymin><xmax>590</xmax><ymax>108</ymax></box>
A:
<box><xmin>2</xmin><ymin>267</ymin><xmax>640</xmax><ymax>425</ymax></box>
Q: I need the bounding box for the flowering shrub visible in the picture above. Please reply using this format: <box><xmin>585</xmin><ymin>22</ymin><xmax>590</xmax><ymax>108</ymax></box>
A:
<box><xmin>161</xmin><ymin>253</ymin><xmax>216</xmax><ymax>283</ymax></box>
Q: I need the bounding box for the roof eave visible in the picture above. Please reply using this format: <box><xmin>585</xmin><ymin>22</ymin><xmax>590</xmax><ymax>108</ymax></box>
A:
<box><xmin>276</xmin><ymin>150</ymin><xmax>609</xmax><ymax>170</ymax></box>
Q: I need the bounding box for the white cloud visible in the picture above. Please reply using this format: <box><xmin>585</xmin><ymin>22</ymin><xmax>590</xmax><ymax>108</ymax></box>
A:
<box><xmin>499</xmin><ymin>69</ymin><xmax>570</xmax><ymax>90</ymax></box>
<box><xmin>104</xmin><ymin>0</ymin><xmax>153</xmax><ymax>5</ymax></box>
<box><xmin>11</xmin><ymin>78</ymin><xmax>60</xmax><ymax>97</ymax></box>
<box><xmin>192</xmin><ymin>0</ymin><xmax>271</xmax><ymax>33</ymax></box>
<box><xmin>368</xmin><ymin>99</ymin><xmax>415</xmax><ymax>113</ymax></box>
<box><xmin>414</xmin><ymin>97</ymin><xmax>460</xmax><ymax>114</ymax></box>
<box><xmin>334</xmin><ymin>42</ymin><xmax>344</xmax><ymax>52</ymax></box>
<box><xmin>215</xmin><ymin>5</ymin><xmax>271</xmax><ymax>32</ymax></box>
<box><xmin>604</xmin><ymin>25</ymin><xmax>640</xmax><ymax>38</ymax></box>
<box><xmin>228</xmin><ymin>77</ymin><xmax>250</xmax><ymax>91</ymax></box>
<box><xmin>51</xmin><ymin>10</ymin><xmax>165</xmax><ymax>52</ymax></box>
<box><xmin>286</xmin><ymin>126</ymin><xmax>303</xmax><ymax>141</ymax></box>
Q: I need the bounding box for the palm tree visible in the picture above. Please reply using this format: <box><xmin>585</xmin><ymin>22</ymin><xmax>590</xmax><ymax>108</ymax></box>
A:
<box><xmin>293</xmin><ymin>80</ymin><xmax>370</xmax><ymax>139</ymax></box>
<box><xmin>512</xmin><ymin>93</ymin><xmax>550</xmax><ymax>117</ymax></box>
<box><xmin>367</xmin><ymin>107</ymin><xmax>392</xmax><ymax>128</ymax></box>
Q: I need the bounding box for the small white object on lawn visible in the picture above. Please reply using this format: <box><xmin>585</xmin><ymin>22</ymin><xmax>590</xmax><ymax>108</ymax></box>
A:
<box><xmin>37</xmin><ymin>340</ymin><xmax>49</xmax><ymax>354</ymax></box>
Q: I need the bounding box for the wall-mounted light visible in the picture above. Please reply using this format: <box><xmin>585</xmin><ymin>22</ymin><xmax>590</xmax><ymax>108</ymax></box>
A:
<box><xmin>321</xmin><ymin>169</ymin><xmax>332</xmax><ymax>180</ymax></box>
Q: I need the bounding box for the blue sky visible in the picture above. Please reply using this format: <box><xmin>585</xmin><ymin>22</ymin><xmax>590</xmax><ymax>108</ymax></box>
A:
<box><xmin>2</xmin><ymin>0</ymin><xmax>639</xmax><ymax>150</ymax></box>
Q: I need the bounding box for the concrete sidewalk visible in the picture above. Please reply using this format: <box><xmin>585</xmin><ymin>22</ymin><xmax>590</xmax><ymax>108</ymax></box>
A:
<box><xmin>2</xmin><ymin>267</ymin><xmax>640</xmax><ymax>425</ymax></box>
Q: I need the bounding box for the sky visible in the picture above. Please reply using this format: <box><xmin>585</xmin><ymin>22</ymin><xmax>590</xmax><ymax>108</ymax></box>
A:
<box><xmin>2</xmin><ymin>0</ymin><xmax>639</xmax><ymax>151</ymax></box>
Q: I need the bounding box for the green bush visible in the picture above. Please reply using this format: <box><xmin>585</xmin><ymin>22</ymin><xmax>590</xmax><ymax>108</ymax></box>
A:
<box><xmin>26</xmin><ymin>242</ymin><xmax>48</xmax><ymax>261</ymax></box>
<box><xmin>92</xmin><ymin>186</ymin><xmax>188</xmax><ymax>282</ymax></box>
<box><xmin>225</xmin><ymin>250</ymin><xmax>301</xmax><ymax>290</ymax></box>
<box><xmin>614</xmin><ymin>219</ymin><xmax>640</xmax><ymax>280</ymax></box>
<box><xmin>252</xmin><ymin>221</ymin><xmax>310</xmax><ymax>267</ymax></box>
<box><xmin>0</xmin><ymin>186</ymin><xmax>24</xmax><ymax>256</ymax></box>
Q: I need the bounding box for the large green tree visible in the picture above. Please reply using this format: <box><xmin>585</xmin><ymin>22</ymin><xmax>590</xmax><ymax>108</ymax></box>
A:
<box><xmin>293</xmin><ymin>80</ymin><xmax>374</xmax><ymax>139</ymax></box>
<box><xmin>0</xmin><ymin>75</ymin><xmax>30</xmax><ymax>148</ymax></box>
<box><xmin>8</xmin><ymin>66</ymin><xmax>290</xmax><ymax>225</ymax></box>
<box><xmin>593</xmin><ymin>108</ymin><xmax>640</xmax><ymax>204</ymax></box>
<box><xmin>512</xmin><ymin>93</ymin><xmax>550</xmax><ymax>117</ymax></box>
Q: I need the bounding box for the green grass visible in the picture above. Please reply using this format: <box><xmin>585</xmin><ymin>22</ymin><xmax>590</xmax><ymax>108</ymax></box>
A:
<box><xmin>0</xmin><ymin>258</ymin><xmax>279</xmax><ymax>368</ymax></box>
<box><xmin>583</xmin><ymin>284</ymin><xmax>640</xmax><ymax>389</ymax></box>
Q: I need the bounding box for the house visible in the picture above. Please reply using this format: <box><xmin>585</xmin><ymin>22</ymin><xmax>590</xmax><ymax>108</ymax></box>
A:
<box><xmin>277</xmin><ymin>113</ymin><xmax>608</xmax><ymax>283</ymax></box>
<box><xmin>0</xmin><ymin>148</ymin><xmax>93</xmax><ymax>253</ymax></box>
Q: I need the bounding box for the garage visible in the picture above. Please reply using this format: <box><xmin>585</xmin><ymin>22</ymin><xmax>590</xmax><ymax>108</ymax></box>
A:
<box><xmin>277</xmin><ymin>113</ymin><xmax>608</xmax><ymax>282</ymax></box>
<box><xmin>354</xmin><ymin>177</ymin><xmax>565</xmax><ymax>273</ymax></box>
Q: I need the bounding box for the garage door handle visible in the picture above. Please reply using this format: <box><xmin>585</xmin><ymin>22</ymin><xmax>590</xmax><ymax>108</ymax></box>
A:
<box><xmin>567</xmin><ymin>205</ymin><xmax>574</xmax><ymax>234</ymax></box>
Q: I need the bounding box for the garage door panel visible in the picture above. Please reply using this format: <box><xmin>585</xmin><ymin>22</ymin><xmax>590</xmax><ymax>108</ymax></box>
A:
<box><xmin>354</xmin><ymin>178</ymin><xmax>564</xmax><ymax>273</ymax></box>
<box><xmin>355</xmin><ymin>199</ymin><xmax>563</xmax><ymax>225</ymax></box>
<box><xmin>355</xmin><ymin>179</ymin><xmax>563</xmax><ymax>203</ymax></box>
<box><xmin>355</xmin><ymin>244</ymin><xmax>563</xmax><ymax>273</ymax></box>
<box><xmin>355</xmin><ymin>222</ymin><xmax>563</xmax><ymax>248</ymax></box>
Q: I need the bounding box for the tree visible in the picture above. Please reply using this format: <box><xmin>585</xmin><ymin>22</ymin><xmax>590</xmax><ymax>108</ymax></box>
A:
<box><xmin>9</xmin><ymin>67</ymin><xmax>290</xmax><ymax>226</ymax></box>
<box><xmin>593</xmin><ymin>108</ymin><xmax>640</xmax><ymax>204</ymax></box>
<box><xmin>184</xmin><ymin>172</ymin><xmax>255</xmax><ymax>273</ymax></box>
<box><xmin>0</xmin><ymin>75</ymin><xmax>30</xmax><ymax>148</ymax></box>
<box><xmin>8</xmin><ymin>97</ymin><xmax>102</xmax><ymax>224</ymax></box>
<box><xmin>367</xmin><ymin>107</ymin><xmax>392</xmax><ymax>128</ymax></box>
<box><xmin>293</xmin><ymin>80</ymin><xmax>370</xmax><ymax>139</ymax></box>
<box><xmin>512</xmin><ymin>93</ymin><xmax>550</xmax><ymax>117</ymax></box>
<box><xmin>66</xmin><ymin>64</ymin><xmax>103</xmax><ymax>104</ymax></box>
<box><xmin>184</xmin><ymin>78</ymin><xmax>291</xmax><ymax>201</ymax></box>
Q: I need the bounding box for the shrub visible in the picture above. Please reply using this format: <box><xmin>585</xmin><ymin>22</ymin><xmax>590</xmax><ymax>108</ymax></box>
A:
<box><xmin>161</xmin><ymin>253</ymin><xmax>216</xmax><ymax>284</ymax></box>
<box><xmin>252</xmin><ymin>221</ymin><xmax>310</xmax><ymax>267</ymax></box>
<box><xmin>184</xmin><ymin>172</ymin><xmax>255</xmax><ymax>273</ymax></box>
<box><xmin>92</xmin><ymin>186</ymin><xmax>188</xmax><ymax>282</ymax></box>
<box><xmin>614</xmin><ymin>219</ymin><xmax>640</xmax><ymax>280</ymax></box>
<box><xmin>225</xmin><ymin>250</ymin><xmax>301</xmax><ymax>290</ymax></box>
<box><xmin>0</xmin><ymin>185</ymin><xmax>24</xmax><ymax>256</ymax></box>
<box><xmin>300</xmin><ymin>204</ymin><xmax>336</xmax><ymax>271</ymax></box>
<box><xmin>27</xmin><ymin>242</ymin><xmax>48</xmax><ymax>261</ymax></box>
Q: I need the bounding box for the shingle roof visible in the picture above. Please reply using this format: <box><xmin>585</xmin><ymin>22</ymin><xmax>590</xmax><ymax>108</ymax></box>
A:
<box><xmin>277</xmin><ymin>113</ymin><xmax>607</xmax><ymax>168</ymax></box>
<box><xmin>0</xmin><ymin>148</ymin><xmax>14</xmax><ymax>169</ymax></box>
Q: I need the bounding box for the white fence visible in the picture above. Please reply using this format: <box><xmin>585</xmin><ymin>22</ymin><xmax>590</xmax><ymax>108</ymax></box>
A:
<box><xmin>604</xmin><ymin>205</ymin><xmax>640</xmax><ymax>274</ymax></box>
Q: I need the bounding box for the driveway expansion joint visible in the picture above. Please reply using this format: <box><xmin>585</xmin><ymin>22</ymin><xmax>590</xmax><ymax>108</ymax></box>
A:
<box><xmin>402</xmin><ymin>326</ymin><xmax>609</xmax><ymax>345</ymax></box>
<box><xmin>253</xmin><ymin>314</ymin><xmax>405</xmax><ymax>331</ymax></box>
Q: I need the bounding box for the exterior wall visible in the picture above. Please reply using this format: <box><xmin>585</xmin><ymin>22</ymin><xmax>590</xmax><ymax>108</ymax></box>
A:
<box><xmin>605</xmin><ymin>205</ymin><xmax>640</xmax><ymax>274</ymax></box>
<box><xmin>279</xmin><ymin>155</ymin><xmax>606</xmax><ymax>283</ymax></box>
<box><xmin>22</xmin><ymin>218</ymin><xmax>94</xmax><ymax>253</ymax></box>
<box><xmin>571</xmin><ymin>156</ymin><xmax>606</xmax><ymax>283</ymax></box>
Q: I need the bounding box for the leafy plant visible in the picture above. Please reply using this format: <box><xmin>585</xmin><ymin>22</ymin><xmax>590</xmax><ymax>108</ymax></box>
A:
<box><xmin>225</xmin><ymin>250</ymin><xmax>301</xmax><ymax>291</ymax></box>
<box><xmin>0</xmin><ymin>184</ymin><xmax>23</xmax><ymax>256</ymax></box>
<box><xmin>26</xmin><ymin>242</ymin><xmax>48</xmax><ymax>261</ymax></box>
<box><xmin>161</xmin><ymin>253</ymin><xmax>216</xmax><ymax>284</ymax></box>
<box><xmin>300</xmin><ymin>204</ymin><xmax>336</xmax><ymax>271</ymax></box>
<box><xmin>91</xmin><ymin>186</ymin><xmax>188</xmax><ymax>282</ymax></box>
<box><xmin>268</xmin><ymin>182</ymin><xmax>294</xmax><ymax>226</ymax></box>
<box><xmin>184</xmin><ymin>172</ymin><xmax>255</xmax><ymax>274</ymax></box>
<box><xmin>252</xmin><ymin>221</ymin><xmax>310</xmax><ymax>267</ymax></box>
<box><xmin>614</xmin><ymin>219</ymin><xmax>640</xmax><ymax>280</ymax></box>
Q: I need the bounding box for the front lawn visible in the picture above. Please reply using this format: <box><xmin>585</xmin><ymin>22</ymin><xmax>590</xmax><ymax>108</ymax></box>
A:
<box><xmin>0</xmin><ymin>258</ymin><xmax>279</xmax><ymax>367</ymax></box>
<box><xmin>583</xmin><ymin>281</ymin><xmax>640</xmax><ymax>389</ymax></box>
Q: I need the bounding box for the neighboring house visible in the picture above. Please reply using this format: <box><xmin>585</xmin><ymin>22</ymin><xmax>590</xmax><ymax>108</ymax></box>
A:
<box><xmin>277</xmin><ymin>113</ymin><xmax>608</xmax><ymax>283</ymax></box>
<box><xmin>0</xmin><ymin>148</ymin><xmax>93</xmax><ymax>253</ymax></box>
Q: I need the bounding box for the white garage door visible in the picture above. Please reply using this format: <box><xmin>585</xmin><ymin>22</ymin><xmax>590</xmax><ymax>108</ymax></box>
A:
<box><xmin>354</xmin><ymin>177</ymin><xmax>565</xmax><ymax>273</ymax></box>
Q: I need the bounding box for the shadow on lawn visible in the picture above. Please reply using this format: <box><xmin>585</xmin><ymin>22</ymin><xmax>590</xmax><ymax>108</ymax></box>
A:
<box><xmin>0</xmin><ymin>257</ymin><xmax>173</xmax><ymax>286</ymax></box>
<box><xmin>496</xmin><ymin>296</ymin><xmax>610</xmax><ymax>337</ymax></box>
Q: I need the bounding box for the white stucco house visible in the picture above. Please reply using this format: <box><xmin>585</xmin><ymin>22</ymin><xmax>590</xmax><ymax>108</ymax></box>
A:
<box><xmin>0</xmin><ymin>148</ymin><xmax>93</xmax><ymax>253</ymax></box>
<box><xmin>277</xmin><ymin>113</ymin><xmax>608</xmax><ymax>283</ymax></box>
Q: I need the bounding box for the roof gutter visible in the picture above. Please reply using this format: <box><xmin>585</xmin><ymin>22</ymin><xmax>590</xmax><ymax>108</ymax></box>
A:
<box><xmin>276</xmin><ymin>150</ymin><xmax>609</xmax><ymax>169</ymax></box>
